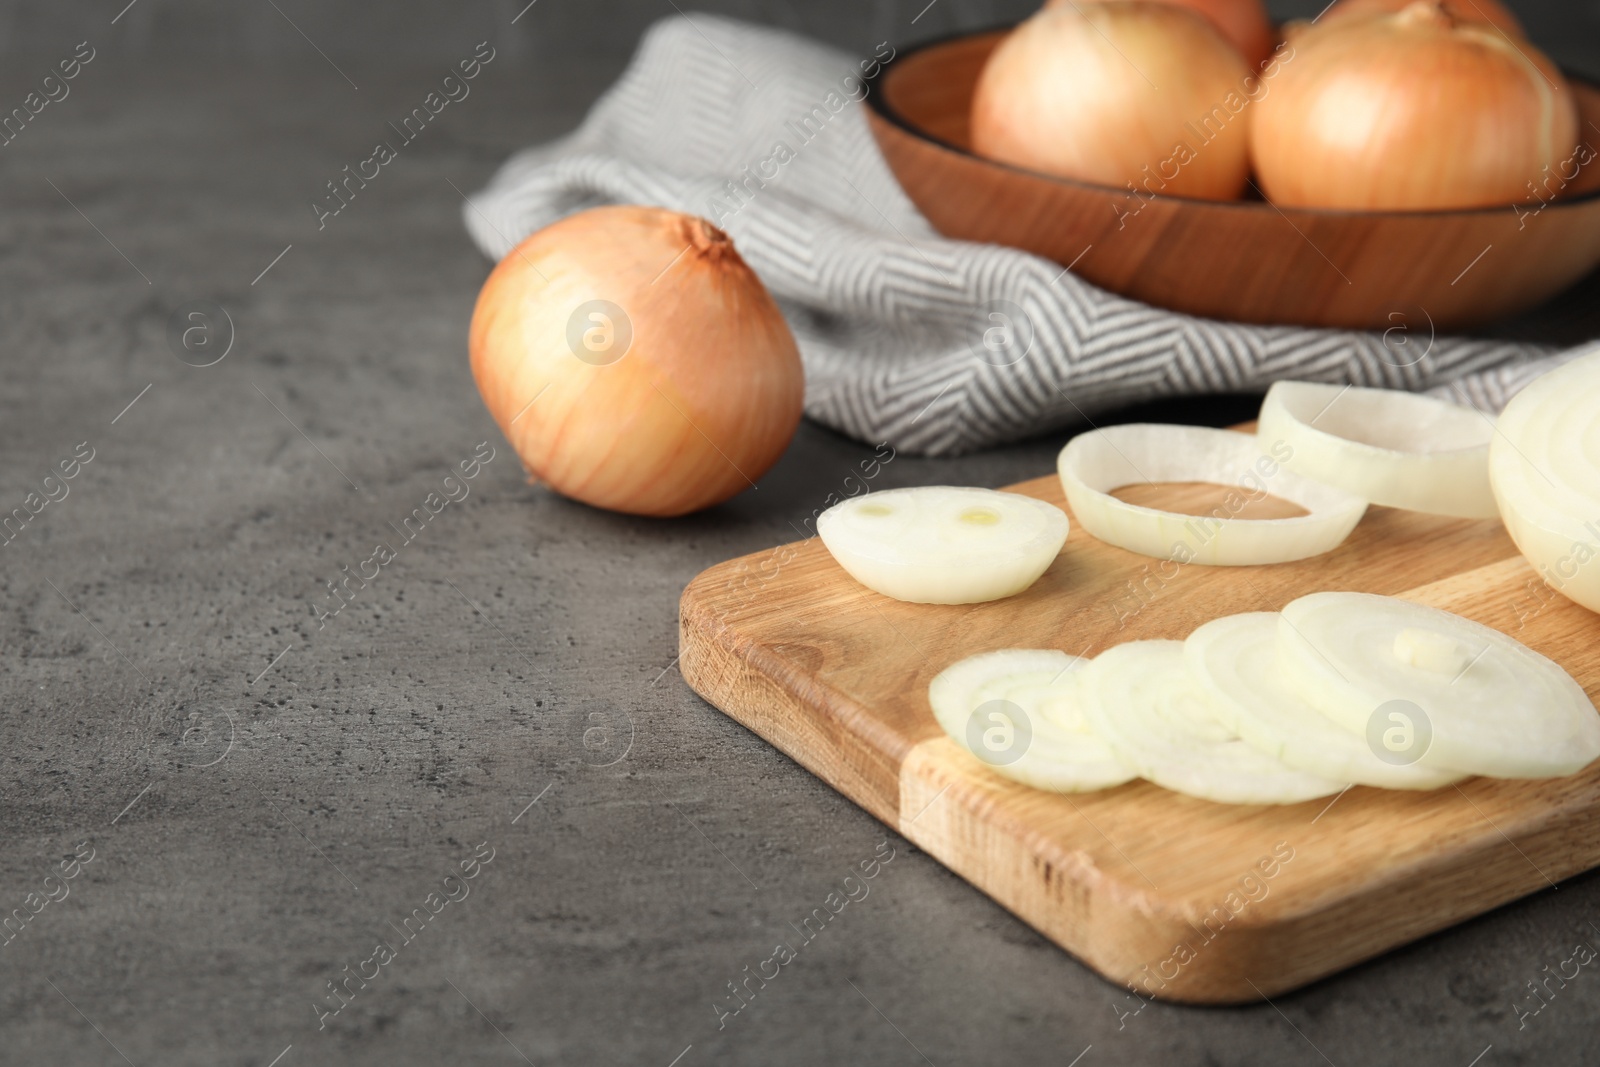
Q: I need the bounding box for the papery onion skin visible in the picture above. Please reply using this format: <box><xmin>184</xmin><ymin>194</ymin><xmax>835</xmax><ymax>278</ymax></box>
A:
<box><xmin>1250</xmin><ymin>2</ymin><xmax>1578</xmax><ymax>210</ymax></box>
<box><xmin>1320</xmin><ymin>0</ymin><xmax>1524</xmax><ymax>37</ymax></box>
<box><xmin>1053</xmin><ymin>0</ymin><xmax>1275</xmax><ymax>69</ymax></box>
<box><xmin>469</xmin><ymin>206</ymin><xmax>804</xmax><ymax>517</ymax></box>
<box><xmin>973</xmin><ymin>3</ymin><xmax>1253</xmax><ymax>201</ymax></box>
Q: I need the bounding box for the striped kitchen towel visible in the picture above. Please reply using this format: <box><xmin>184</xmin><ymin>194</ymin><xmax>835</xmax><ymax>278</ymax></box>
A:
<box><xmin>462</xmin><ymin>13</ymin><xmax>1580</xmax><ymax>456</ymax></box>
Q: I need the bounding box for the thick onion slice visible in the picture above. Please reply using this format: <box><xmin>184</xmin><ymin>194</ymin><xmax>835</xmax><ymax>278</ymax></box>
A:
<box><xmin>1257</xmin><ymin>381</ymin><xmax>1497</xmax><ymax>519</ymax></box>
<box><xmin>817</xmin><ymin>487</ymin><xmax>1069</xmax><ymax>604</ymax></box>
<box><xmin>1081</xmin><ymin>640</ymin><xmax>1346</xmax><ymax>804</ymax></box>
<box><xmin>1277</xmin><ymin>592</ymin><xmax>1600</xmax><ymax>778</ymax></box>
<box><xmin>1186</xmin><ymin>613</ymin><xmax>1463</xmax><ymax>790</ymax></box>
<box><xmin>1488</xmin><ymin>351</ymin><xmax>1600</xmax><ymax>615</ymax></box>
<box><xmin>927</xmin><ymin>650</ymin><xmax>1136</xmax><ymax>792</ymax></box>
<box><xmin>1057</xmin><ymin>424</ymin><xmax>1366</xmax><ymax>566</ymax></box>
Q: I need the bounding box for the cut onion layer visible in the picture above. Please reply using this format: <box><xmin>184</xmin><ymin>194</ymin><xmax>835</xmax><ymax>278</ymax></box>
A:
<box><xmin>1276</xmin><ymin>592</ymin><xmax>1600</xmax><ymax>778</ymax></box>
<box><xmin>1489</xmin><ymin>350</ymin><xmax>1600</xmax><ymax>615</ymax></box>
<box><xmin>928</xmin><ymin>650</ymin><xmax>1136</xmax><ymax>792</ymax></box>
<box><xmin>1186</xmin><ymin>612</ymin><xmax>1464</xmax><ymax>790</ymax></box>
<box><xmin>817</xmin><ymin>486</ymin><xmax>1068</xmax><ymax>604</ymax></box>
<box><xmin>1257</xmin><ymin>381</ymin><xmax>1497</xmax><ymax>519</ymax></box>
<box><xmin>1057</xmin><ymin>424</ymin><xmax>1367</xmax><ymax>566</ymax></box>
<box><xmin>1081</xmin><ymin>640</ymin><xmax>1346</xmax><ymax>804</ymax></box>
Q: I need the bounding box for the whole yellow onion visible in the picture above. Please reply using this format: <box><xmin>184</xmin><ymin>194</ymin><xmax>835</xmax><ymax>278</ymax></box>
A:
<box><xmin>1320</xmin><ymin>0</ymin><xmax>1524</xmax><ymax>37</ymax></box>
<box><xmin>972</xmin><ymin>3</ymin><xmax>1254</xmax><ymax>202</ymax></box>
<box><xmin>1250</xmin><ymin>1</ymin><xmax>1577</xmax><ymax>211</ymax></box>
<box><xmin>1052</xmin><ymin>0</ymin><xmax>1276</xmax><ymax>70</ymax></box>
<box><xmin>469</xmin><ymin>206</ymin><xmax>804</xmax><ymax>517</ymax></box>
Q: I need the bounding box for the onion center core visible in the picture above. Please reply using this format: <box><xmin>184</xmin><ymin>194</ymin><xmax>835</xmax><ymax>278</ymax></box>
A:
<box><xmin>1393</xmin><ymin>628</ymin><xmax>1472</xmax><ymax>675</ymax></box>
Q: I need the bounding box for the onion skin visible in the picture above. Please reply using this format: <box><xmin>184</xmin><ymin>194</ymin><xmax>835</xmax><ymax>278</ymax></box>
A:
<box><xmin>469</xmin><ymin>206</ymin><xmax>804</xmax><ymax>517</ymax></box>
<box><xmin>974</xmin><ymin>3</ymin><xmax>1253</xmax><ymax>201</ymax></box>
<box><xmin>1250</xmin><ymin>2</ymin><xmax>1578</xmax><ymax>211</ymax></box>
<box><xmin>1052</xmin><ymin>0</ymin><xmax>1275</xmax><ymax>68</ymax></box>
<box><xmin>1320</xmin><ymin>0</ymin><xmax>1524</xmax><ymax>37</ymax></box>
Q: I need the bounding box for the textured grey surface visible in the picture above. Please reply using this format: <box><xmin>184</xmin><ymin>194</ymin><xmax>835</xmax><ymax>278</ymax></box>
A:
<box><xmin>0</xmin><ymin>0</ymin><xmax>1597</xmax><ymax>73</ymax></box>
<box><xmin>2</xmin><ymin>12</ymin><xmax>1600</xmax><ymax>1067</ymax></box>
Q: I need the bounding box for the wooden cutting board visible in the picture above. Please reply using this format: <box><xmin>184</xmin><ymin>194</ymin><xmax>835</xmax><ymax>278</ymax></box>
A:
<box><xmin>677</xmin><ymin>459</ymin><xmax>1600</xmax><ymax>1004</ymax></box>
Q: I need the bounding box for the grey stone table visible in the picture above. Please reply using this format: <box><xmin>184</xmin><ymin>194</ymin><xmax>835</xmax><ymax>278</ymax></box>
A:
<box><xmin>3</xmin><ymin>51</ymin><xmax>1599</xmax><ymax>1067</ymax></box>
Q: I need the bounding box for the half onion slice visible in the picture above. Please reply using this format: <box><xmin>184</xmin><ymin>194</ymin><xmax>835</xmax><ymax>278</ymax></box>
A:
<box><xmin>1057</xmin><ymin>424</ymin><xmax>1366</xmax><ymax>566</ymax></box>
<box><xmin>1081</xmin><ymin>640</ymin><xmax>1346</xmax><ymax>804</ymax></box>
<box><xmin>1488</xmin><ymin>350</ymin><xmax>1600</xmax><ymax>615</ymax></box>
<box><xmin>928</xmin><ymin>649</ymin><xmax>1136</xmax><ymax>792</ymax></box>
<box><xmin>1276</xmin><ymin>592</ymin><xmax>1600</xmax><ymax>778</ymax></box>
<box><xmin>1186</xmin><ymin>612</ymin><xmax>1463</xmax><ymax>790</ymax></box>
<box><xmin>1257</xmin><ymin>381</ymin><xmax>1497</xmax><ymax>519</ymax></box>
<box><xmin>818</xmin><ymin>486</ymin><xmax>1069</xmax><ymax>604</ymax></box>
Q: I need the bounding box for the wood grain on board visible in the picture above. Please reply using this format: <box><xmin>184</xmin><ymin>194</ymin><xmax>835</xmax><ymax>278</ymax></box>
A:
<box><xmin>678</xmin><ymin>456</ymin><xmax>1600</xmax><ymax>1003</ymax></box>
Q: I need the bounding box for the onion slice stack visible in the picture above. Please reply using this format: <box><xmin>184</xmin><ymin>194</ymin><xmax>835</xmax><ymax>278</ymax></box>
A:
<box><xmin>817</xmin><ymin>486</ymin><xmax>1069</xmax><ymax>604</ymax></box>
<box><xmin>1489</xmin><ymin>351</ymin><xmax>1600</xmax><ymax>614</ymax></box>
<box><xmin>928</xmin><ymin>650</ymin><xmax>1136</xmax><ymax>792</ymax></box>
<box><xmin>1057</xmin><ymin>424</ymin><xmax>1366</xmax><ymax>565</ymax></box>
<box><xmin>1186</xmin><ymin>612</ymin><xmax>1463</xmax><ymax>789</ymax></box>
<box><xmin>925</xmin><ymin>597</ymin><xmax>1596</xmax><ymax>800</ymax></box>
<box><xmin>1276</xmin><ymin>592</ymin><xmax>1600</xmax><ymax>778</ymax></box>
<box><xmin>1258</xmin><ymin>381</ymin><xmax>1498</xmax><ymax>518</ymax></box>
<box><xmin>1081</xmin><ymin>641</ymin><xmax>1347</xmax><ymax>804</ymax></box>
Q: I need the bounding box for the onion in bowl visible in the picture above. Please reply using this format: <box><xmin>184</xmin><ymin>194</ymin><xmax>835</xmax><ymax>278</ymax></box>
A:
<box><xmin>1055</xmin><ymin>0</ymin><xmax>1276</xmax><ymax>69</ymax></box>
<box><xmin>972</xmin><ymin>2</ymin><xmax>1254</xmax><ymax>201</ymax></box>
<box><xmin>1249</xmin><ymin>1</ymin><xmax>1578</xmax><ymax>210</ymax></box>
<box><xmin>1318</xmin><ymin>0</ymin><xmax>1524</xmax><ymax>37</ymax></box>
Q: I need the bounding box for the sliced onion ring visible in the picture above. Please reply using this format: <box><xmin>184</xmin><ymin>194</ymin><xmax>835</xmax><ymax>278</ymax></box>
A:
<box><xmin>817</xmin><ymin>486</ymin><xmax>1069</xmax><ymax>604</ymax></box>
<box><xmin>1056</xmin><ymin>424</ymin><xmax>1367</xmax><ymax>566</ymax></box>
<box><xmin>1185</xmin><ymin>612</ymin><xmax>1463</xmax><ymax>790</ymax></box>
<box><xmin>1276</xmin><ymin>592</ymin><xmax>1600</xmax><ymax>779</ymax></box>
<box><xmin>1257</xmin><ymin>381</ymin><xmax>1497</xmax><ymax>519</ymax></box>
<box><xmin>1489</xmin><ymin>350</ymin><xmax>1600</xmax><ymax>615</ymax></box>
<box><xmin>1080</xmin><ymin>640</ymin><xmax>1346</xmax><ymax>805</ymax></box>
<box><xmin>927</xmin><ymin>649</ymin><xmax>1135</xmax><ymax>793</ymax></box>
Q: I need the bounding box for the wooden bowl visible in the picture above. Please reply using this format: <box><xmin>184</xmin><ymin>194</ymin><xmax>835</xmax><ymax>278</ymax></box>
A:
<box><xmin>865</xmin><ymin>29</ymin><xmax>1600</xmax><ymax>330</ymax></box>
